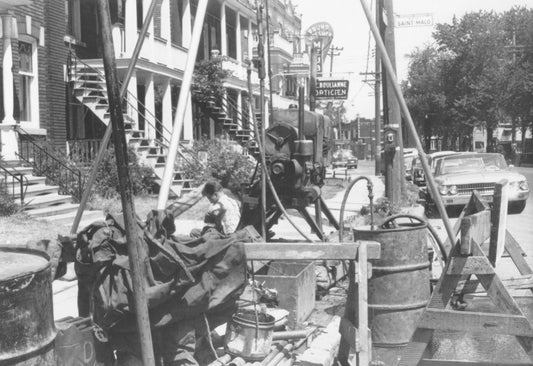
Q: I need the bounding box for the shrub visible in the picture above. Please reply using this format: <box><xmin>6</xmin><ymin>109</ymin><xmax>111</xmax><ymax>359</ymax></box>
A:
<box><xmin>0</xmin><ymin>183</ymin><xmax>20</xmax><ymax>216</ymax></box>
<box><xmin>93</xmin><ymin>146</ymin><xmax>157</xmax><ymax>199</ymax></box>
<box><xmin>181</xmin><ymin>139</ymin><xmax>256</xmax><ymax>191</ymax></box>
<box><xmin>191</xmin><ymin>58</ymin><xmax>232</xmax><ymax>106</ymax></box>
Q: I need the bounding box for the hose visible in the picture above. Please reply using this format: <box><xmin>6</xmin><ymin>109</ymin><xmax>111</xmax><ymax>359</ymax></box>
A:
<box><xmin>378</xmin><ymin>213</ymin><xmax>447</xmax><ymax>264</ymax></box>
<box><xmin>247</xmin><ymin>71</ymin><xmax>314</xmax><ymax>242</ymax></box>
<box><xmin>338</xmin><ymin>176</ymin><xmax>375</xmax><ymax>242</ymax></box>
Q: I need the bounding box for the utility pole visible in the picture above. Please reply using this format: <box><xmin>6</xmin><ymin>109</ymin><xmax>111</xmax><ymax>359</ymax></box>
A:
<box><xmin>327</xmin><ymin>45</ymin><xmax>344</xmax><ymax>77</ymax></box>
<box><xmin>374</xmin><ymin>0</ymin><xmax>382</xmax><ymax>175</ymax></box>
<box><xmin>309</xmin><ymin>46</ymin><xmax>317</xmax><ymax>111</ymax></box>
<box><xmin>255</xmin><ymin>0</ymin><xmax>267</xmax><ymax>239</ymax></box>
<box><xmin>380</xmin><ymin>0</ymin><xmax>404</xmax><ymax>203</ymax></box>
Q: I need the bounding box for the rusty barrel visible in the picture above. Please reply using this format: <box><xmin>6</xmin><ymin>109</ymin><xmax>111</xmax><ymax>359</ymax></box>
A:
<box><xmin>0</xmin><ymin>247</ymin><xmax>56</xmax><ymax>365</ymax></box>
<box><xmin>353</xmin><ymin>222</ymin><xmax>430</xmax><ymax>365</ymax></box>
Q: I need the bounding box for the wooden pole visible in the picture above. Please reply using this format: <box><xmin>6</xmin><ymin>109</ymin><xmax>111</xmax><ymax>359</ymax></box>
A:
<box><xmin>309</xmin><ymin>47</ymin><xmax>317</xmax><ymax>112</ymax></box>
<box><xmin>256</xmin><ymin>0</ymin><xmax>267</xmax><ymax>239</ymax></box>
<box><xmin>95</xmin><ymin>1</ymin><xmax>155</xmax><ymax>364</ymax></box>
<box><xmin>374</xmin><ymin>0</ymin><xmax>382</xmax><ymax>175</ymax></box>
<box><xmin>359</xmin><ymin>0</ymin><xmax>457</xmax><ymax>250</ymax></box>
<box><xmin>157</xmin><ymin>0</ymin><xmax>209</xmax><ymax>209</ymax></box>
<box><xmin>71</xmin><ymin>0</ymin><xmax>159</xmax><ymax>234</ymax></box>
<box><xmin>380</xmin><ymin>0</ymin><xmax>404</xmax><ymax>203</ymax></box>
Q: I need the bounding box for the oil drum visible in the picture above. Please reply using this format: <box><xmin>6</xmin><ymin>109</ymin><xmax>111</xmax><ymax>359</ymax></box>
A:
<box><xmin>353</xmin><ymin>222</ymin><xmax>430</xmax><ymax>365</ymax></box>
<box><xmin>0</xmin><ymin>247</ymin><xmax>56</xmax><ymax>365</ymax></box>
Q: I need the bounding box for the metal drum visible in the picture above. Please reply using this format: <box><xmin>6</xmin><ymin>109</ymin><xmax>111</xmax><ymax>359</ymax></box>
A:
<box><xmin>0</xmin><ymin>247</ymin><xmax>56</xmax><ymax>365</ymax></box>
<box><xmin>353</xmin><ymin>222</ymin><xmax>430</xmax><ymax>365</ymax></box>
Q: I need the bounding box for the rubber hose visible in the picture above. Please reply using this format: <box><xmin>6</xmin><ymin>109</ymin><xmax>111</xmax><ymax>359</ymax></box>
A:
<box><xmin>378</xmin><ymin>213</ymin><xmax>448</xmax><ymax>263</ymax></box>
<box><xmin>338</xmin><ymin>176</ymin><xmax>374</xmax><ymax>242</ymax></box>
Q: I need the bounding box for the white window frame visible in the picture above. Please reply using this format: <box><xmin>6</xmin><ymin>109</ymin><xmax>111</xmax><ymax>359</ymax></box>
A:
<box><xmin>18</xmin><ymin>38</ymin><xmax>40</xmax><ymax>129</ymax></box>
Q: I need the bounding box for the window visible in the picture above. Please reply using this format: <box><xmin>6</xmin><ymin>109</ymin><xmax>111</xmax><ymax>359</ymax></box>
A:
<box><xmin>65</xmin><ymin>0</ymin><xmax>82</xmax><ymax>40</ymax></box>
<box><xmin>18</xmin><ymin>41</ymin><xmax>36</xmax><ymax>123</ymax></box>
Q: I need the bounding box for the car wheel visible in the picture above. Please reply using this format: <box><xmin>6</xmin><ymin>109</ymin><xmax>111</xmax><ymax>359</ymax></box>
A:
<box><xmin>508</xmin><ymin>200</ymin><xmax>526</xmax><ymax>214</ymax></box>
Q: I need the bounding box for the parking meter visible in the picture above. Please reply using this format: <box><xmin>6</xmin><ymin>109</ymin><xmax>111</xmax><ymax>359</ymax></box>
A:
<box><xmin>383</xmin><ymin>126</ymin><xmax>398</xmax><ymax>153</ymax></box>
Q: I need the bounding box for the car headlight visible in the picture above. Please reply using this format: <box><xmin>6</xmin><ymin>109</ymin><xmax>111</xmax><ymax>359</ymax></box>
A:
<box><xmin>448</xmin><ymin>185</ymin><xmax>458</xmax><ymax>195</ymax></box>
<box><xmin>519</xmin><ymin>180</ymin><xmax>529</xmax><ymax>191</ymax></box>
<box><xmin>438</xmin><ymin>185</ymin><xmax>449</xmax><ymax>195</ymax></box>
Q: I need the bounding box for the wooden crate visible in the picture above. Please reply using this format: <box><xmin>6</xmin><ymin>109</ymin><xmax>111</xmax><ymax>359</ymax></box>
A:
<box><xmin>255</xmin><ymin>261</ymin><xmax>315</xmax><ymax>327</ymax></box>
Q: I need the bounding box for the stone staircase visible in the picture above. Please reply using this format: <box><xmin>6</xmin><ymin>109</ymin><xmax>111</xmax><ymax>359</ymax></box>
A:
<box><xmin>0</xmin><ymin>160</ymin><xmax>102</xmax><ymax>224</ymax></box>
<box><xmin>69</xmin><ymin>58</ymin><xmax>194</xmax><ymax>198</ymax></box>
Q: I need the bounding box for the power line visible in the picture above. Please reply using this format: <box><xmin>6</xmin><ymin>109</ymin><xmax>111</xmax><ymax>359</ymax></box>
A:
<box><xmin>327</xmin><ymin>45</ymin><xmax>344</xmax><ymax>77</ymax></box>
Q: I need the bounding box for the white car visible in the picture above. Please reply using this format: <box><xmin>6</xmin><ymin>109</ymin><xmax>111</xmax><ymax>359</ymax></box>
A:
<box><xmin>426</xmin><ymin>153</ymin><xmax>529</xmax><ymax>214</ymax></box>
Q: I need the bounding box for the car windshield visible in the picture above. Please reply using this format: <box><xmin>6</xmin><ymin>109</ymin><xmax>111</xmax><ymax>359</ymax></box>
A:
<box><xmin>438</xmin><ymin>154</ymin><xmax>507</xmax><ymax>175</ymax></box>
<box><xmin>333</xmin><ymin>150</ymin><xmax>354</xmax><ymax>160</ymax></box>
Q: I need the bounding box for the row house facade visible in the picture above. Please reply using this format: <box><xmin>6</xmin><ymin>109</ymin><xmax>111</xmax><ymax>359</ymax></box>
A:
<box><xmin>0</xmin><ymin>0</ymin><xmax>305</xmax><ymax>217</ymax></box>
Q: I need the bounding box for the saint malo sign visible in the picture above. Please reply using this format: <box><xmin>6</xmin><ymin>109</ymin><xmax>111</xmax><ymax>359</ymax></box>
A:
<box><xmin>315</xmin><ymin>79</ymin><xmax>349</xmax><ymax>100</ymax></box>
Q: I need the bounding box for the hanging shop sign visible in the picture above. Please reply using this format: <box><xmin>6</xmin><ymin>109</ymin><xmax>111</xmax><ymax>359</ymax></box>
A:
<box><xmin>315</xmin><ymin>79</ymin><xmax>349</xmax><ymax>100</ymax></box>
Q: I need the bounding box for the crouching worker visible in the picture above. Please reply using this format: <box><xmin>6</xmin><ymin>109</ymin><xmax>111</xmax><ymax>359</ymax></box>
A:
<box><xmin>77</xmin><ymin>210</ymin><xmax>254</xmax><ymax>365</ymax></box>
<box><xmin>190</xmin><ymin>180</ymin><xmax>241</xmax><ymax>237</ymax></box>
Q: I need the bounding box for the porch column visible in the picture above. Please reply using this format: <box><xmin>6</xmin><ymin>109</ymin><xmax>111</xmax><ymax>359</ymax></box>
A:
<box><xmin>236</xmin><ymin>91</ymin><xmax>242</xmax><ymax>130</ymax></box>
<box><xmin>161</xmin><ymin>0</ymin><xmax>171</xmax><ymax>65</ymax></box>
<box><xmin>1</xmin><ymin>12</ymin><xmax>19</xmax><ymax>160</ymax></box>
<box><xmin>182</xmin><ymin>0</ymin><xmax>191</xmax><ymax>46</ymax></box>
<box><xmin>236</xmin><ymin>12</ymin><xmax>242</xmax><ymax>62</ymax></box>
<box><xmin>183</xmin><ymin>93</ymin><xmax>193</xmax><ymax>142</ymax></box>
<box><xmin>220</xmin><ymin>3</ymin><xmax>227</xmax><ymax>55</ymax></box>
<box><xmin>125</xmin><ymin>0</ymin><xmax>138</xmax><ymax>56</ymax></box>
<box><xmin>247</xmin><ymin>20</ymin><xmax>253</xmax><ymax>63</ymax></box>
<box><xmin>145</xmin><ymin>75</ymin><xmax>156</xmax><ymax>139</ymax></box>
<box><xmin>161</xmin><ymin>79</ymin><xmax>172</xmax><ymax>142</ymax></box>
<box><xmin>143</xmin><ymin>0</ymin><xmax>154</xmax><ymax>60</ymax></box>
<box><xmin>127</xmin><ymin>71</ymin><xmax>139</xmax><ymax>128</ymax></box>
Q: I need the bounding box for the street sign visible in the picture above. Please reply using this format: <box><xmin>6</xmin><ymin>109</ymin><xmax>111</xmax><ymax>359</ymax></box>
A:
<box><xmin>315</xmin><ymin>79</ymin><xmax>349</xmax><ymax>100</ymax></box>
<box><xmin>395</xmin><ymin>13</ymin><xmax>433</xmax><ymax>28</ymax></box>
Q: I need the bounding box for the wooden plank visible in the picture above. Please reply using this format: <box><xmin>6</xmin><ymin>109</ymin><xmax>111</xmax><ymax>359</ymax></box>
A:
<box><xmin>489</xmin><ymin>180</ymin><xmax>509</xmax><ymax>266</ymax></box>
<box><xmin>505</xmin><ymin>231</ymin><xmax>533</xmax><ymax>276</ymax></box>
<box><xmin>442</xmin><ymin>191</ymin><xmax>488</xmax><ymax>257</ymax></box>
<box><xmin>338</xmin><ymin>260</ymin><xmax>358</xmax><ymax>364</ymax></box>
<box><xmin>460</xmin><ymin>210</ymin><xmax>491</xmax><ymax>255</ymax></box>
<box><xmin>446</xmin><ymin>256</ymin><xmax>495</xmax><ymax>275</ymax></box>
<box><xmin>418</xmin><ymin>309</ymin><xmax>533</xmax><ymax>337</ymax></box>
<box><xmin>357</xmin><ymin>242</ymin><xmax>369</xmax><ymax>366</ymax></box>
<box><xmin>454</xmin><ymin>274</ymin><xmax>533</xmax><ymax>294</ymax></box>
<box><xmin>244</xmin><ymin>241</ymin><xmax>381</xmax><ymax>261</ymax></box>
<box><xmin>397</xmin><ymin>328</ymin><xmax>434</xmax><ymax>366</ymax></box>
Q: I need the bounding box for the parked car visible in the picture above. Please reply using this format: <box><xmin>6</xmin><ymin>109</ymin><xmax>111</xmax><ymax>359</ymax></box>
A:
<box><xmin>403</xmin><ymin>148</ymin><xmax>418</xmax><ymax>180</ymax></box>
<box><xmin>332</xmin><ymin>149</ymin><xmax>358</xmax><ymax>169</ymax></box>
<box><xmin>424</xmin><ymin>153</ymin><xmax>529</xmax><ymax>214</ymax></box>
<box><xmin>411</xmin><ymin>151</ymin><xmax>458</xmax><ymax>186</ymax></box>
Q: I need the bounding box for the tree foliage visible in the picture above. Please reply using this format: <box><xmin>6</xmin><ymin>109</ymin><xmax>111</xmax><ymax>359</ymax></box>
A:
<box><xmin>402</xmin><ymin>7</ymin><xmax>533</xmax><ymax>151</ymax></box>
<box><xmin>191</xmin><ymin>57</ymin><xmax>232</xmax><ymax>106</ymax></box>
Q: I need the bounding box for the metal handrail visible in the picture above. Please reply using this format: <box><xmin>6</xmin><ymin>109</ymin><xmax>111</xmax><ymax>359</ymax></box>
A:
<box><xmin>0</xmin><ymin>163</ymin><xmax>28</xmax><ymax>206</ymax></box>
<box><xmin>16</xmin><ymin>128</ymin><xmax>83</xmax><ymax>200</ymax></box>
<box><xmin>69</xmin><ymin>52</ymin><xmax>202</xmax><ymax>169</ymax></box>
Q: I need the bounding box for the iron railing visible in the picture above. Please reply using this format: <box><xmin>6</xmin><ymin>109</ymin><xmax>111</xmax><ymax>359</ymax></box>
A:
<box><xmin>0</xmin><ymin>163</ymin><xmax>28</xmax><ymax>206</ymax></box>
<box><xmin>17</xmin><ymin>129</ymin><xmax>83</xmax><ymax>201</ymax></box>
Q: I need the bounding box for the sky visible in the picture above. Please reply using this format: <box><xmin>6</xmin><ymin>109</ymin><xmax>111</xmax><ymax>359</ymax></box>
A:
<box><xmin>291</xmin><ymin>0</ymin><xmax>533</xmax><ymax>119</ymax></box>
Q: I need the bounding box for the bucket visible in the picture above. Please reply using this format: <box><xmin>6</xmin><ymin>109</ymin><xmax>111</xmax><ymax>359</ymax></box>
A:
<box><xmin>224</xmin><ymin>309</ymin><xmax>275</xmax><ymax>360</ymax></box>
<box><xmin>353</xmin><ymin>222</ymin><xmax>430</xmax><ymax>365</ymax></box>
<box><xmin>0</xmin><ymin>247</ymin><xmax>56</xmax><ymax>365</ymax></box>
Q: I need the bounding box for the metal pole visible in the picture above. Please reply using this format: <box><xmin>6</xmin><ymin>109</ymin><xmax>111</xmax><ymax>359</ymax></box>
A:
<box><xmin>157</xmin><ymin>0</ymin><xmax>209</xmax><ymax>209</ymax></box>
<box><xmin>298</xmin><ymin>86</ymin><xmax>305</xmax><ymax>141</ymax></box>
<box><xmin>359</xmin><ymin>0</ymin><xmax>456</xmax><ymax>248</ymax></box>
<box><xmin>264</xmin><ymin>0</ymin><xmax>274</xmax><ymax>122</ymax></box>
<box><xmin>95</xmin><ymin>1</ymin><xmax>155</xmax><ymax>364</ymax></box>
<box><xmin>309</xmin><ymin>47</ymin><xmax>317</xmax><ymax>111</ymax></box>
<box><xmin>71</xmin><ymin>0</ymin><xmax>159</xmax><ymax>234</ymax></box>
<box><xmin>374</xmin><ymin>0</ymin><xmax>382</xmax><ymax>175</ymax></box>
<box><xmin>256</xmin><ymin>0</ymin><xmax>267</xmax><ymax>239</ymax></box>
